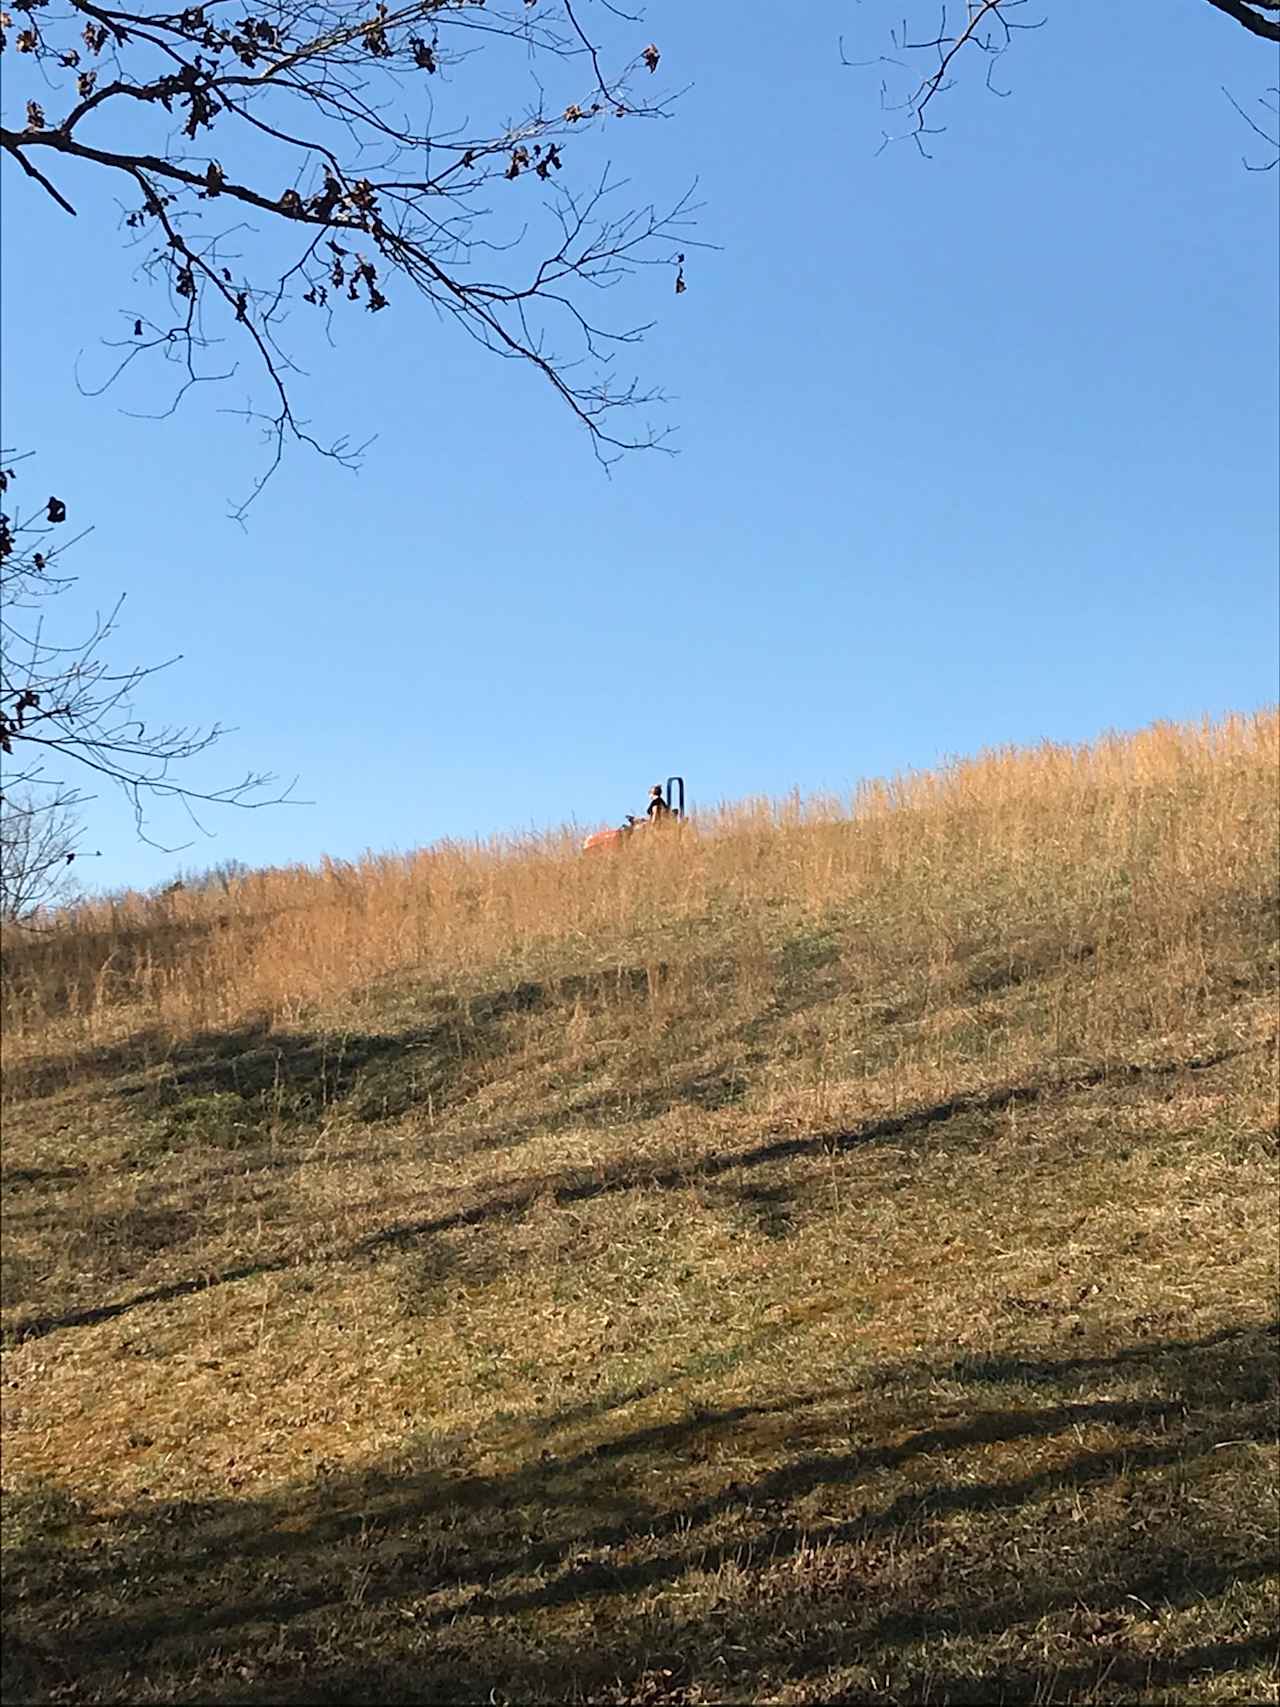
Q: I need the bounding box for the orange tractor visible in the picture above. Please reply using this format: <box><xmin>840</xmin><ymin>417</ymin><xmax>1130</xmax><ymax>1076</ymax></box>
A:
<box><xmin>581</xmin><ymin>776</ymin><xmax>686</xmax><ymax>853</ymax></box>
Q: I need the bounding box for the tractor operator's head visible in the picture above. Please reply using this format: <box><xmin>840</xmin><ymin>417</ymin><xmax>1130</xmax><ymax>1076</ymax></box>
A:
<box><xmin>650</xmin><ymin>785</ymin><xmax>663</xmax><ymax>797</ymax></box>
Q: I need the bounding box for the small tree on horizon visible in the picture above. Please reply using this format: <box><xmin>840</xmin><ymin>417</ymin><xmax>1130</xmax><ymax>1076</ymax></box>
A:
<box><xmin>0</xmin><ymin>788</ymin><xmax>86</xmax><ymax>921</ymax></box>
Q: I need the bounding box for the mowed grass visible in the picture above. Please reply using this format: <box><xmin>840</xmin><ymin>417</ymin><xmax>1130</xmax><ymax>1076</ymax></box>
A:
<box><xmin>1</xmin><ymin>713</ymin><xmax>1277</xmax><ymax>1705</ymax></box>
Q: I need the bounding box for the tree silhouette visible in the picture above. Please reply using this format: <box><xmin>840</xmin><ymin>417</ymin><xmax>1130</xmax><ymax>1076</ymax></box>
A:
<box><xmin>1</xmin><ymin>3</ymin><xmax>695</xmax><ymax>513</ymax></box>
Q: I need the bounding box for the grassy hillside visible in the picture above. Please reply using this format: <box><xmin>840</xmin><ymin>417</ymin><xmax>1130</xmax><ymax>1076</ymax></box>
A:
<box><xmin>2</xmin><ymin>712</ymin><xmax>1277</xmax><ymax>1706</ymax></box>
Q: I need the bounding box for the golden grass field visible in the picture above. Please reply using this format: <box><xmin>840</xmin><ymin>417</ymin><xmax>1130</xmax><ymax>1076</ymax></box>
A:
<box><xmin>2</xmin><ymin>711</ymin><xmax>1277</xmax><ymax>1705</ymax></box>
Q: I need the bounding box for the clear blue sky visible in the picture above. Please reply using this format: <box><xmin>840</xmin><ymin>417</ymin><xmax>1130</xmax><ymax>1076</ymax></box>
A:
<box><xmin>3</xmin><ymin>2</ymin><xmax>1277</xmax><ymax>893</ymax></box>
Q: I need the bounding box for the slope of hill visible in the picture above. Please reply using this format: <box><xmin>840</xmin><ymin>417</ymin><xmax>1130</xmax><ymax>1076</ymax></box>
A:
<box><xmin>2</xmin><ymin>712</ymin><xmax>1277</xmax><ymax>1705</ymax></box>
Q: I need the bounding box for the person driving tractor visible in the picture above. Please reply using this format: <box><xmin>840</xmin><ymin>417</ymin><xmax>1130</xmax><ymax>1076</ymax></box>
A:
<box><xmin>582</xmin><ymin>776</ymin><xmax>684</xmax><ymax>852</ymax></box>
<box><xmin>646</xmin><ymin>784</ymin><xmax>673</xmax><ymax>822</ymax></box>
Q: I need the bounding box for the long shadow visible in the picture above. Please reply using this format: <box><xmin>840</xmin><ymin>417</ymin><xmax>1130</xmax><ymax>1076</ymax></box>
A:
<box><xmin>14</xmin><ymin>1326</ymin><xmax>1275</xmax><ymax>1601</ymax></box>
<box><xmin>875</xmin><ymin>1634</ymin><xmax>1280</xmax><ymax>1707</ymax></box>
<box><xmin>939</xmin><ymin>1318</ymin><xmax>1280</xmax><ymax>1395</ymax></box>
<box><xmin>4</xmin><ymin>1325</ymin><xmax>1274</xmax><ymax>1704</ymax></box>
<box><xmin>5</xmin><ymin>965</ymin><xmax>666</xmax><ymax>1109</ymax></box>
<box><xmin>207</xmin><ymin>1630</ymin><xmax>1280</xmax><ymax>1707</ymax></box>
<box><xmin>358</xmin><ymin>1041</ymin><xmax>1249</xmax><ymax>1253</ymax></box>
<box><xmin>449</xmin><ymin>1417</ymin><xmax>1271</xmax><ymax>1631</ymax></box>
<box><xmin>34</xmin><ymin>1428</ymin><xmax>1249</xmax><ymax>1670</ymax></box>
<box><xmin>398</xmin><ymin>1313</ymin><xmax>1275</xmax><ymax>1635</ymax></box>
<box><xmin>3</xmin><ymin>1258</ymin><xmax>287</xmax><ymax>1347</ymax></box>
<box><xmin>5</xmin><ymin>1042</ymin><xmax>1253</xmax><ymax>1348</ymax></box>
<box><xmin>17</xmin><ymin>1013</ymin><xmax>491</xmax><ymax>1125</ymax></box>
<box><xmin>5</xmin><ymin>976</ymin><xmax>599</xmax><ymax>1180</ymax></box>
<box><xmin>437</xmin><ymin>1057</ymin><xmax>753</xmax><ymax>1162</ymax></box>
<box><xmin>0</xmin><ymin>1163</ymin><xmax>88</xmax><ymax>1190</ymax></box>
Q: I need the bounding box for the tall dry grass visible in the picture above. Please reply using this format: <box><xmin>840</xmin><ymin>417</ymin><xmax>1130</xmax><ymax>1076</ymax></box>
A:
<box><xmin>3</xmin><ymin>710</ymin><xmax>1276</xmax><ymax>1088</ymax></box>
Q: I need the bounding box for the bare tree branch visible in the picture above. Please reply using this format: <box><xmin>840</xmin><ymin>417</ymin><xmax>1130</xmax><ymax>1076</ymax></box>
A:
<box><xmin>843</xmin><ymin>2</ymin><xmax>1280</xmax><ymax>155</ymax></box>
<box><xmin>1223</xmin><ymin>83</ymin><xmax>1280</xmax><ymax>167</ymax></box>
<box><xmin>1</xmin><ymin>451</ymin><xmax>289</xmax><ymax>851</ymax></box>
<box><xmin>1</xmin><ymin>2</ymin><xmax>698</xmax><ymax>511</ymax></box>
<box><xmin>1203</xmin><ymin>0</ymin><xmax>1280</xmax><ymax>44</ymax></box>
<box><xmin>1</xmin><ymin>130</ymin><xmax>80</xmax><ymax>212</ymax></box>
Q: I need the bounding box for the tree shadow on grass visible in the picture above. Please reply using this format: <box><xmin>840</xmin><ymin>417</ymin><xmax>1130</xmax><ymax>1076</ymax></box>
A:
<box><xmin>352</xmin><ymin>1040</ymin><xmax>1248</xmax><ymax>1259</ymax></box>
<box><xmin>5</xmin><ymin>963</ymin><xmax>701</xmax><ymax>1119</ymax></box>
<box><xmin>11</xmin><ymin>1009</ymin><xmax>506</xmax><ymax>1129</ymax></box>
<box><xmin>3</xmin><ymin>1323</ymin><xmax>1275</xmax><ymax>1704</ymax></box>
<box><xmin>5</xmin><ymin>1040</ymin><xmax>1253</xmax><ymax>1349</ymax></box>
